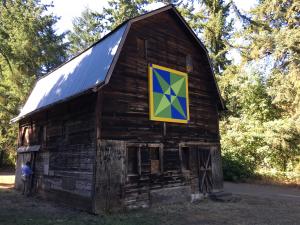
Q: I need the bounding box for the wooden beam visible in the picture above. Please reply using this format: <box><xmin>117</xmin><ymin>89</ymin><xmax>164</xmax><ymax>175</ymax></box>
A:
<box><xmin>91</xmin><ymin>90</ymin><xmax>103</xmax><ymax>213</ymax></box>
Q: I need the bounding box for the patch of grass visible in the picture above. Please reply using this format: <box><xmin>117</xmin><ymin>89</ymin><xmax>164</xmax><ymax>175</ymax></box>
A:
<box><xmin>0</xmin><ymin>189</ymin><xmax>185</xmax><ymax>225</ymax></box>
<box><xmin>246</xmin><ymin>169</ymin><xmax>300</xmax><ymax>187</ymax></box>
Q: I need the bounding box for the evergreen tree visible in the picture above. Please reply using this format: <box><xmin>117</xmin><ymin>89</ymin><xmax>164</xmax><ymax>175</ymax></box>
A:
<box><xmin>67</xmin><ymin>0</ymin><xmax>148</xmax><ymax>55</ymax></box>
<box><xmin>68</xmin><ymin>8</ymin><xmax>105</xmax><ymax>56</ymax></box>
<box><xmin>242</xmin><ymin>0</ymin><xmax>300</xmax><ymax>170</ymax></box>
<box><xmin>102</xmin><ymin>0</ymin><xmax>148</xmax><ymax>30</ymax></box>
<box><xmin>0</xmin><ymin>0</ymin><xmax>67</xmax><ymax>166</ymax></box>
<box><xmin>220</xmin><ymin>0</ymin><xmax>300</xmax><ymax>172</ymax></box>
<box><xmin>241</xmin><ymin>0</ymin><xmax>299</xmax><ymax>118</ymax></box>
<box><xmin>199</xmin><ymin>0</ymin><xmax>233</xmax><ymax>74</ymax></box>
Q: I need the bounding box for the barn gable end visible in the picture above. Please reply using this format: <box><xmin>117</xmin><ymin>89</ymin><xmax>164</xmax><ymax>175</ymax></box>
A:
<box><xmin>94</xmin><ymin>7</ymin><xmax>223</xmax><ymax>212</ymax></box>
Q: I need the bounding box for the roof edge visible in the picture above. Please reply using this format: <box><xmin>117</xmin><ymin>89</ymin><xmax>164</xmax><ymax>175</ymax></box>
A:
<box><xmin>104</xmin><ymin>22</ymin><xmax>132</xmax><ymax>84</ymax></box>
<box><xmin>11</xmin><ymin>81</ymin><xmax>105</xmax><ymax>123</ymax></box>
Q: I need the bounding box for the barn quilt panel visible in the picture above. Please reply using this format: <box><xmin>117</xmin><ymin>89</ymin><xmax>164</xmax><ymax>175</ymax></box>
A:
<box><xmin>148</xmin><ymin>64</ymin><xmax>190</xmax><ymax>123</ymax></box>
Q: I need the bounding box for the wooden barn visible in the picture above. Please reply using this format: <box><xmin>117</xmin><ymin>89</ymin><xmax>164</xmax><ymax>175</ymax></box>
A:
<box><xmin>13</xmin><ymin>5</ymin><xmax>225</xmax><ymax>213</ymax></box>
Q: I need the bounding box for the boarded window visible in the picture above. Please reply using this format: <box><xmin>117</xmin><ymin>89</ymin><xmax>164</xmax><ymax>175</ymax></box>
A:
<box><xmin>181</xmin><ymin>147</ymin><xmax>190</xmax><ymax>170</ymax></box>
<box><xmin>137</xmin><ymin>37</ymin><xmax>146</xmax><ymax>59</ymax></box>
<box><xmin>127</xmin><ymin>147</ymin><xmax>138</xmax><ymax>175</ymax></box>
<box><xmin>150</xmin><ymin>147</ymin><xmax>160</xmax><ymax>174</ymax></box>
<box><xmin>186</xmin><ymin>54</ymin><xmax>193</xmax><ymax>73</ymax></box>
<box><xmin>126</xmin><ymin>144</ymin><xmax>162</xmax><ymax>177</ymax></box>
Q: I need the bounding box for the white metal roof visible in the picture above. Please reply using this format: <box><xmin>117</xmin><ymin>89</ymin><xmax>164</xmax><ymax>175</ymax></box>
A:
<box><xmin>12</xmin><ymin>23</ymin><xmax>128</xmax><ymax>122</ymax></box>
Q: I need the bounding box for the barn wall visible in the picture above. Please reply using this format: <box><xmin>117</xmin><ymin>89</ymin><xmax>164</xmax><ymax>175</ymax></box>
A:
<box><xmin>98</xmin><ymin>11</ymin><xmax>223</xmax><ymax>209</ymax></box>
<box><xmin>17</xmin><ymin>93</ymin><xmax>97</xmax><ymax>211</ymax></box>
<box><xmin>102</xmin><ymin>12</ymin><xmax>219</xmax><ymax>141</ymax></box>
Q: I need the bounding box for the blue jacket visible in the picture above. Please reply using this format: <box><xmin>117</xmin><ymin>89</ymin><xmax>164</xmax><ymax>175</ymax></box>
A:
<box><xmin>21</xmin><ymin>165</ymin><xmax>33</xmax><ymax>176</ymax></box>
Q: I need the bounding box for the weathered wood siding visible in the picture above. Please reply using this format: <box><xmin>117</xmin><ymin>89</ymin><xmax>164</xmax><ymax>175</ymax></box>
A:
<box><xmin>102</xmin><ymin>12</ymin><xmax>219</xmax><ymax>141</ymax></box>
<box><xmin>97</xmin><ymin>10</ymin><xmax>223</xmax><ymax>209</ymax></box>
<box><xmin>17</xmin><ymin>93</ymin><xmax>97</xmax><ymax>211</ymax></box>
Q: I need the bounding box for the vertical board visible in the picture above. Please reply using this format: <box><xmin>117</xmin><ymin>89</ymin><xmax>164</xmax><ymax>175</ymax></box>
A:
<box><xmin>211</xmin><ymin>145</ymin><xmax>223</xmax><ymax>191</ymax></box>
<box><xmin>95</xmin><ymin>140</ymin><xmax>126</xmax><ymax>213</ymax></box>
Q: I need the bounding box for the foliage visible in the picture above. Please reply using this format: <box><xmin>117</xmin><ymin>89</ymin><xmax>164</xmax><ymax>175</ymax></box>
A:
<box><xmin>68</xmin><ymin>8</ymin><xmax>106</xmax><ymax>56</ymax></box>
<box><xmin>241</xmin><ymin>0</ymin><xmax>300</xmax><ymax>119</ymax></box>
<box><xmin>243</xmin><ymin>0</ymin><xmax>299</xmax><ymax>170</ymax></box>
<box><xmin>263</xmin><ymin>118</ymin><xmax>300</xmax><ymax>171</ymax></box>
<box><xmin>222</xmin><ymin>152</ymin><xmax>255</xmax><ymax>181</ymax></box>
<box><xmin>218</xmin><ymin>65</ymin><xmax>277</xmax><ymax>120</ymax></box>
<box><xmin>103</xmin><ymin>0</ymin><xmax>148</xmax><ymax>30</ymax></box>
<box><xmin>67</xmin><ymin>0</ymin><xmax>148</xmax><ymax>55</ymax></box>
<box><xmin>154</xmin><ymin>0</ymin><xmax>233</xmax><ymax>74</ymax></box>
<box><xmin>198</xmin><ymin>0</ymin><xmax>233</xmax><ymax>74</ymax></box>
<box><xmin>0</xmin><ymin>0</ymin><xmax>67</xmax><ymax>167</ymax></box>
<box><xmin>219</xmin><ymin>65</ymin><xmax>300</xmax><ymax>173</ymax></box>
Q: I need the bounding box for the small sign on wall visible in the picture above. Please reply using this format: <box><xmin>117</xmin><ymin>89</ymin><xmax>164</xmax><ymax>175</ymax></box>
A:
<box><xmin>148</xmin><ymin>64</ymin><xmax>190</xmax><ymax>123</ymax></box>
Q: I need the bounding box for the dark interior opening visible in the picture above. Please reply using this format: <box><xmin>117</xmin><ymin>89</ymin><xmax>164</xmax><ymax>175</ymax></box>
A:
<box><xmin>127</xmin><ymin>147</ymin><xmax>138</xmax><ymax>175</ymax></box>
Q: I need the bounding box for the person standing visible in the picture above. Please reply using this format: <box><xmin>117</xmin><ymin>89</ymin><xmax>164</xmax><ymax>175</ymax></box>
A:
<box><xmin>21</xmin><ymin>161</ymin><xmax>33</xmax><ymax>196</ymax></box>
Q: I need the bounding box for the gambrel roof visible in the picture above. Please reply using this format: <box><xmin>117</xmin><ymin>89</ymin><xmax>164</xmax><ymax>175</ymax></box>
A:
<box><xmin>12</xmin><ymin>5</ymin><xmax>224</xmax><ymax>122</ymax></box>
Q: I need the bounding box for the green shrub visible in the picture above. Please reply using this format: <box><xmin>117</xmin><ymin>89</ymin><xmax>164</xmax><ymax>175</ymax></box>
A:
<box><xmin>222</xmin><ymin>153</ymin><xmax>255</xmax><ymax>182</ymax></box>
<box><xmin>0</xmin><ymin>150</ymin><xmax>15</xmax><ymax>169</ymax></box>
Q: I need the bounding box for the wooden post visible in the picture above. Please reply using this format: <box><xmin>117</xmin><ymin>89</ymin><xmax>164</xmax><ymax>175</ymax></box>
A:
<box><xmin>30</xmin><ymin>151</ymin><xmax>37</xmax><ymax>194</ymax></box>
<box><xmin>92</xmin><ymin>90</ymin><xmax>103</xmax><ymax>213</ymax></box>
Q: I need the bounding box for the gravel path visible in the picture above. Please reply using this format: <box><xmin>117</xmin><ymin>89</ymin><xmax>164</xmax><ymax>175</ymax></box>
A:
<box><xmin>224</xmin><ymin>182</ymin><xmax>300</xmax><ymax>202</ymax></box>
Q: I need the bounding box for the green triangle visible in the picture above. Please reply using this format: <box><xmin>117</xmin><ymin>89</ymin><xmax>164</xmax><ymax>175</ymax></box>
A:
<box><xmin>171</xmin><ymin>95</ymin><xmax>176</xmax><ymax>103</ymax></box>
<box><xmin>172</xmin><ymin>97</ymin><xmax>186</xmax><ymax>117</ymax></box>
<box><xmin>153</xmin><ymin>92</ymin><xmax>164</xmax><ymax>110</ymax></box>
<box><xmin>156</xmin><ymin>104</ymin><xmax>171</xmax><ymax>118</ymax></box>
<box><xmin>154</xmin><ymin>70</ymin><xmax>169</xmax><ymax>93</ymax></box>
<box><xmin>171</xmin><ymin>77</ymin><xmax>185</xmax><ymax>96</ymax></box>
<box><xmin>164</xmin><ymin>87</ymin><xmax>171</xmax><ymax>95</ymax></box>
<box><xmin>170</xmin><ymin>73</ymin><xmax>182</xmax><ymax>86</ymax></box>
<box><xmin>155</xmin><ymin>94</ymin><xmax>170</xmax><ymax>116</ymax></box>
<box><xmin>177</xmin><ymin>79</ymin><xmax>186</xmax><ymax>97</ymax></box>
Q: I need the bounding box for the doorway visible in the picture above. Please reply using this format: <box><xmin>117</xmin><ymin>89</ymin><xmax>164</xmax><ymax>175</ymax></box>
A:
<box><xmin>15</xmin><ymin>151</ymin><xmax>37</xmax><ymax>191</ymax></box>
<box><xmin>196</xmin><ymin>147</ymin><xmax>212</xmax><ymax>194</ymax></box>
<box><xmin>180</xmin><ymin>144</ymin><xmax>213</xmax><ymax>194</ymax></box>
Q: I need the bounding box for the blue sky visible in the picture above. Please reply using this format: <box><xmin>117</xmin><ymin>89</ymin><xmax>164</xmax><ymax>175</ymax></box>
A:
<box><xmin>42</xmin><ymin>0</ymin><xmax>257</xmax><ymax>34</ymax></box>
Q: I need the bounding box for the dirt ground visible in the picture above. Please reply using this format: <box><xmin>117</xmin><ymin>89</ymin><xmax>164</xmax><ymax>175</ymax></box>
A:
<box><xmin>0</xmin><ymin>171</ymin><xmax>15</xmax><ymax>189</ymax></box>
<box><xmin>0</xmin><ymin>174</ymin><xmax>300</xmax><ymax>225</ymax></box>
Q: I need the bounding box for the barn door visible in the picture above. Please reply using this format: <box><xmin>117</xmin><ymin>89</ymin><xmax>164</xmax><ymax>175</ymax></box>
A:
<box><xmin>197</xmin><ymin>147</ymin><xmax>212</xmax><ymax>194</ymax></box>
<box><xmin>94</xmin><ymin>140</ymin><xmax>125</xmax><ymax>213</ymax></box>
<box><xmin>15</xmin><ymin>152</ymin><xmax>37</xmax><ymax>191</ymax></box>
